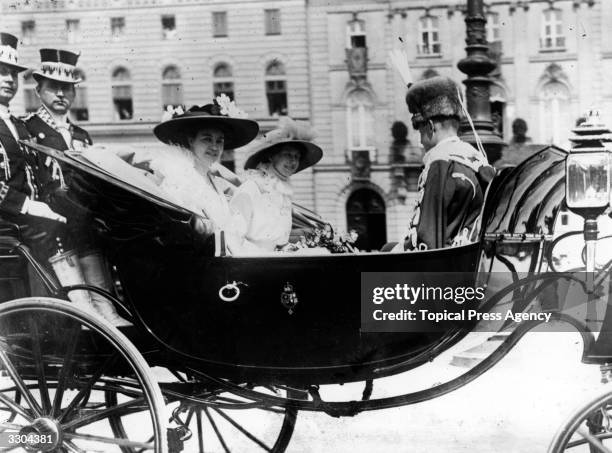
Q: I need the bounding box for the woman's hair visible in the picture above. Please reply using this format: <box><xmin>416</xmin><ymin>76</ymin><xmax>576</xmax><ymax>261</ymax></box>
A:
<box><xmin>170</xmin><ymin>124</ymin><xmax>229</xmax><ymax>150</ymax></box>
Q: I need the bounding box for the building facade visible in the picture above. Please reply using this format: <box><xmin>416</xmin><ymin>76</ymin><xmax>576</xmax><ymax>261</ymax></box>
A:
<box><xmin>1</xmin><ymin>0</ymin><xmax>609</xmax><ymax>249</ymax></box>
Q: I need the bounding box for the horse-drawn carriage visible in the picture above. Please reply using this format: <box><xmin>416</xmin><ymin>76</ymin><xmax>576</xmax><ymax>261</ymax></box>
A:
<box><xmin>0</xmin><ymin>138</ymin><xmax>610</xmax><ymax>452</ymax></box>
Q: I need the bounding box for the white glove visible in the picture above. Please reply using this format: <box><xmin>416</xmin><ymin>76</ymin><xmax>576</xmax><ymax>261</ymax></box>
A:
<box><xmin>22</xmin><ymin>199</ymin><xmax>67</xmax><ymax>223</ymax></box>
<box><xmin>191</xmin><ymin>216</ymin><xmax>215</xmax><ymax>236</ymax></box>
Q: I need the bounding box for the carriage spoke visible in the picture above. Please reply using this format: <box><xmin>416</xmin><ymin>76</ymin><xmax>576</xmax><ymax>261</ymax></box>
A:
<box><xmin>212</xmin><ymin>407</ymin><xmax>272</xmax><ymax>451</ymax></box>
<box><xmin>64</xmin><ymin>431</ymin><xmax>155</xmax><ymax>450</ymax></box>
<box><xmin>576</xmin><ymin>427</ymin><xmax>612</xmax><ymax>453</ymax></box>
<box><xmin>0</xmin><ymin>422</ymin><xmax>25</xmax><ymax>431</ymax></box>
<box><xmin>52</xmin><ymin>324</ymin><xmax>81</xmax><ymax>416</ymax></box>
<box><xmin>0</xmin><ymin>351</ymin><xmax>42</xmax><ymax>417</ymax></box>
<box><xmin>0</xmin><ymin>393</ymin><xmax>30</xmax><ymax>422</ymax></box>
<box><xmin>58</xmin><ymin>353</ymin><xmax>118</xmax><ymax>422</ymax></box>
<box><xmin>196</xmin><ymin>409</ymin><xmax>204</xmax><ymax>453</ymax></box>
<box><xmin>203</xmin><ymin>407</ymin><xmax>230</xmax><ymax>453</ymax></box>
<box><xmin>28</xmin><ymin>318</ymin><xmax>51</xmax><ymax>415</ymax></box>
<box><xmin>62</xmin><ymin>440</ymin><xmax>86</xmax><ymax>453</ymax></box>
<box><xmin>63</xmin><ymin>397</ymin><xmax>146</xmax><ymax>430</ymax></box>
<box><xmin>136</xmin><ymin>435</ymin><xmax>155</xmax><ymax>453</ymax></box>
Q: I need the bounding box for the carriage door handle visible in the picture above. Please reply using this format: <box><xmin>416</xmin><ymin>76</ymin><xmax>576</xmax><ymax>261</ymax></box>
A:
<box><xmin>218</xmin><ymin>281</ymin><xmax>248</xmax><ymax>302</ymax></box>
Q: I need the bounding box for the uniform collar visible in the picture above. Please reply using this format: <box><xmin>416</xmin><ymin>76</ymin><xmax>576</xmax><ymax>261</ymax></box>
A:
<box><xmin>38</xmin><ymin>105</ymin><xmax>70</xmax><ymax>130</ymax></box>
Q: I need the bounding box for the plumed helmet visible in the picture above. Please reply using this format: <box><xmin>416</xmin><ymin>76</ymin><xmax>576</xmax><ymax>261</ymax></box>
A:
<box><xmin>405</xmin><ymin>76</ymin><xmax>463</xmax><ymax>122</ymax></box>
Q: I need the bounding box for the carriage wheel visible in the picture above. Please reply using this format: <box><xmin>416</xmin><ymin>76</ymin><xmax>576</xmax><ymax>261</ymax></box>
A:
<box><xmin>0</xmin><ymin>297</ymin><xmax>168</xmax><ymax>452</ymax></box>
<box><xmin>549</xmin><ymin>388</ymin><xmax>612</xmax><ymax>452</ymax></box>
<box><xmin>106</xmin><ymin>382</ymin><xmax>298</xmax><ymax>453</ymax></box>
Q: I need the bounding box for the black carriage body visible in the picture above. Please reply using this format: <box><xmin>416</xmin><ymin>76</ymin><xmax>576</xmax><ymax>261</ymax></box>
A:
<box><xmin>18</xmin><ymin>144</ymin><xmax>486</xmax><ymax>385</ymax></box>
<box><xmin>115</xmin><ymin>237</ymin><xmax>479</xmax><ymax>384</ymax></box>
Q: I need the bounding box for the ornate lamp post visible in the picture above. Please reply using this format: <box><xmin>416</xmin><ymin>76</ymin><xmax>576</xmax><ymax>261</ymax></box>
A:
<box><xmin>457</xmin><ymin>0</ymin><xmax>505</xmax><ymax>163</ymax></box>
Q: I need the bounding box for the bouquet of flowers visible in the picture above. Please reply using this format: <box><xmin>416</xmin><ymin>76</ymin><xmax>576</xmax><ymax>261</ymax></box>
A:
<box><xmin>287</xmin><ymin>224</ymin><xmax>358</xmax><ymax>254</ymax></box>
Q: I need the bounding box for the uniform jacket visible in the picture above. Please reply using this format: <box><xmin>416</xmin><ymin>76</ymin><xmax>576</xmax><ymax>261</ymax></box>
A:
<box><xmin>404</xmin><ymin>136</ymin><xmax>491</xmax><ymax>251</ymax></box>
<box><xmin>25</xmin><ymin>107</ymin><xmax>92</xmax><ymax>201</ymax></box>
<box><xmin>0</xmin><ymin>116</ymin><xmax>38</xmax><ymax>216</ymax></box>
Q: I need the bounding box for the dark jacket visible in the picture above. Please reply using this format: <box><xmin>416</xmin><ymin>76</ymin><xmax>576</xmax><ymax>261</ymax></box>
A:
<box><xmin>0</xmin><ymin>116</ymin><xmax>38</xmax><ymax>216</ymax></box>
<box><xmin>25</xmin><ymin>111</ymin><xmax>92</xmax><ymax>201</ymax></box>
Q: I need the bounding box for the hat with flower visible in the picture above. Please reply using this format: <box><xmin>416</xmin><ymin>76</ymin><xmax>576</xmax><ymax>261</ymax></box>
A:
<box><xmin>244</xmin><ymin>117</ymin><xmax>322</xmax><ymax>173</ymax></box>
<box><xmin>153</xmin><ymin>94</ymin><xmax>259</xmax><ymax>150</ymax></box>
<box><xmin>0</xmin><ymin>32</ymin><xmax>28</xmax><ymax>72</ymax></box>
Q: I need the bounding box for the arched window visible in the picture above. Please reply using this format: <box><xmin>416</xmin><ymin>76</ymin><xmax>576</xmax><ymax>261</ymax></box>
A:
<box><xmin>265</xmin><ymin>60</ymin><xmax>287</xmax><ymax>116</ymax></box>
<box><xmin>346</xmin><ymin>89</ymin><xmax>374</xmax><ymax>151</ymax></box>
<box><xmin>22</xmin><ymin>70</ymin><xmax>39</xmax><ymax>113</ymax></box>
<box><xmin>213</xmin><ymin>63</ymin><xmax>234</xmax><ymax>101</ymax></box>
<box><xmin>161</xmin><ymin>65</ymin><xmax>183</xmax><ymax>110</ymax></box>
<box><xmin>417</xmin><ymin>15</ymin><xmax>440</xmax><ymax>55</ymax></box>
<box><xmin>540</xmin><ymin>80</ymin><xmax>570</xmax><ymax>145</ymax></box>
<box><xmin>346</xmin><ymin>188</ymin><xmax>386</xmax><ymax>251</ymax></box>
<box><xmin>111</xmin><ymin>66</ymin><xmax>133</xmax><ymax>120</ymax></box>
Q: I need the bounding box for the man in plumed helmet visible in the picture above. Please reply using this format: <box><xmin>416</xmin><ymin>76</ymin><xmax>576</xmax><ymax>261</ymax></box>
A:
<box><xmin>0</xmin><ymin>33</ymin><xmax>65</xmax><ymax>226</ymax></box>
<box><xmin>400</xmin><ymin>76</ymin><xmax>494</xmax><ymax>251</ymax></box>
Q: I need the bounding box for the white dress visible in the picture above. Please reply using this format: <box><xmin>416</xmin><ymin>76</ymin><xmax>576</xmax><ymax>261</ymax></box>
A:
<box><xmin>229</xmin><ymin>163</ymin><xmax>293</xmax><ymax>252</ymax></box>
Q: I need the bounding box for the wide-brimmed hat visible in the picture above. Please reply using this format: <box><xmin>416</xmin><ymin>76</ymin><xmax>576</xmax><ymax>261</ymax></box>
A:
<box><xmin>33</xmin><ymin>48</ymin><xmax>82</xmax><ymax>84</ymax></box>
<box><xmin>154</xmin><ymin>97</ymin><xmax>259</xmax><ymax>150</ymax></box>
<box><xmin>244</xmin><ymin>117</ymin><xmax>322</xmax><ymax>173</ymax></box>
<box><xmin>405</xmin><ymin>76</ymin><xmax>463</xmax><ymax>125</ymax></box>
<box><xmin>0</xmin><ymin>32</ymin><xmax>28</xmax><ymax>72</ymax></box>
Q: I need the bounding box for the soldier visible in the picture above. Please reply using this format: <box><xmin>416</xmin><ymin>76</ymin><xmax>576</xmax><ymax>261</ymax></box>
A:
<box><xmin>0</xmin><ymin>33</ymin><xmax>65</xmax><ymax>231</ymax></box>
<box><xmin>400</xmin><ymin>76</ymin><xmax>494</xmax><ymax>251</ymax></box>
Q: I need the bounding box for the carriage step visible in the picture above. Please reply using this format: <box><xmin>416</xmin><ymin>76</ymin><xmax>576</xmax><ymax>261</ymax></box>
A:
<box><xmin>450</xmin><ymin>332</ymin><xmax>511</xmax><ymax>368</ymax></box>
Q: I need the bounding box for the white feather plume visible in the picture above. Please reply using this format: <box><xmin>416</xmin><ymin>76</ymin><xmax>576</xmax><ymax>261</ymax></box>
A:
<box><xmin>389</xmin><ymin>48</ymin><xmax>413</xmax><ymax>86</ymax></box>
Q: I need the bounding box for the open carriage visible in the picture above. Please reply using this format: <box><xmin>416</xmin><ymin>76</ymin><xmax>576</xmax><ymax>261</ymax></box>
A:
<box><xmin>0</xmin><ymin>141</ymin><xmax>609</xmax><ymax>452</ymax></box>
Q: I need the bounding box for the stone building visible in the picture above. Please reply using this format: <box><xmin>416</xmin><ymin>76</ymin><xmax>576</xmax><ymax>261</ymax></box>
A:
<box><xmin>0</xmin><ymin>0</ymin><xmax>609</xmax><ymax>249</ymax></box>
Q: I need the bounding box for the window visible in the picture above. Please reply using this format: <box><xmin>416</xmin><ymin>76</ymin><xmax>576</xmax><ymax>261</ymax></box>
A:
<box><xmin>417</xmin><ymin>16</ymin><xmax>440</xmax><ymax>55</ymax></box>
<box><xmin>265</xmin><ymin>60</ymin><xmax>287</xmax><ymax>116</ymax></box>
<box><xmin>111</xmin><ymin>67</ymin><xmax>133</xmax><ymax>121</ymax></box>
<box><xmin>161</xmin><ymin>15</ymin><xmax>176</xmax><ymax>39</ymax></box>
<box><xmin>346</xmin><ymin>89</ymin><xmax>374</xmax><ymax>150</ymax></box>
<box><xmin>264</xmin><ymin>9</ymin><xmax>281</xmax><ymax>35</ymax></box>
<box><xmin>540</xmin><ymin>80</ymin><xmax>570</xmax><ymax>144</ymax></box>
<box><xmin>541</xmin><ymin>9</ymin><xmax>565</xmax><ymax>50</ymax></box>
<box><xmin>22</xmin><ymin>70</ymin><xmax>39</xmax><ymax>113</ymax></box>
<box><xmin>21</xmin><ymin>20</ymin><xmax>35</xmax><ymax>45</ymax></box>
<box><xmin>213</xmin><ymin>63</ymin><xmax>234</xmax><ymax>101</ymax></box>
<box><xmin>346</xmin><ymin>19</ymin><xmax>366</xmax><ymax>48</ymax></box>
<box><xmin>212</xmin><ymin>11</ymin><xmax>228</xmax><ymax>37</ymax></box>
<box><xmin>486</xmin><ymin>12</ymin><xmax>501</xmax><ymax>44</ymax></box>
<box><xmin>161</xmin><ymin>65</ymin><xmax>183</xmax><ymax>110</ymax></box>
<box><xmin>66</xmin><ymin>19</ymin><xmax>81</xmax><ymax>44</ymax></box>
<box><xmin>111</xmin><ymin>17</ymin><xmax>125</xmax><ymax>41</ymax></box>
<box><xmin>70</xmin><ymin>69</ymin><xmax>89</xmax><ymax>121</ymax></box>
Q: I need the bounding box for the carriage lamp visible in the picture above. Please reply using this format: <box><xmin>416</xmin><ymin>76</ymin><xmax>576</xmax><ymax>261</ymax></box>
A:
<box><xmin>565</xmin><ymin>109</ymin><xmax>612</xmax><ymax>286</ymax></box>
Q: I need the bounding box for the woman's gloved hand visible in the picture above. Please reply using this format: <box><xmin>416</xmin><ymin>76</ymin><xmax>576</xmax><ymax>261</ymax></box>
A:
<box><xmin>191</xmin><ymin>215</ymin><xmax>215</xmax><ymax>236</ymax></box>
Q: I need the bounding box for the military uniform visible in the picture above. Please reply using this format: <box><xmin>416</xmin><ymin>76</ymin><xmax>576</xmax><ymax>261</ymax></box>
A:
<box><xmin>0</xmin><ymin>113</ymin><xmax>38</xmax><ymax>217</ymax></box>
<box><xmin>404</xmin><ymin>136</ymin><xmax>488</xmax><ymax>250</ymax></box>
<box><xmin>401</xmin><ymin>76</ymin><xmax>494</xmax><ymax>251</ymax></box>
<box><xmin>25</xmin><ymin>105</ymin><xmax>92</xmax><ymax>200</ymax></box>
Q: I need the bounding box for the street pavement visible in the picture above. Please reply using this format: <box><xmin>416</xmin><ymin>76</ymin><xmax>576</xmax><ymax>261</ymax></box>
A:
<box><xmin>285</xmin><ymin>330</ymin><xmax>606</xmax><ymax>453</ymax></box>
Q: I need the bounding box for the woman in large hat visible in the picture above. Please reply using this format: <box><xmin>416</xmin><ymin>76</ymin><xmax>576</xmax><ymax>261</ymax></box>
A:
<box><xmin>146</xmin><ymin>96</ymin><xmax>259</xmax><ymax>238</ymax></box>
<box><xmin>229</xmin><ymin>117</ymin><xmax>322</xmax><ymax>252</ymax></box>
